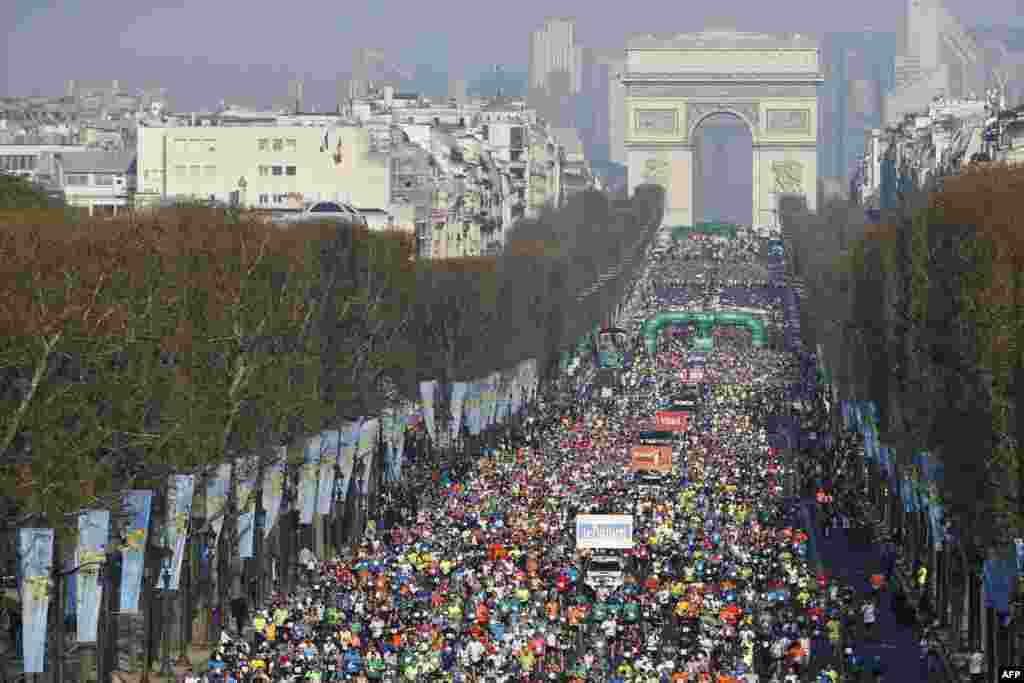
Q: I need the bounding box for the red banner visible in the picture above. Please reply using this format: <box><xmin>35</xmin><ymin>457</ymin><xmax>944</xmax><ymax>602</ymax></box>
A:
<box><xmin>630</xmin><ymin>446</ymin><xmax>673</xmax><ymax>473</ymax></box>
<box><xmin>655</xmin><ymin>411</ymin><xmax>689</xmax><ymax>432</ymax></box>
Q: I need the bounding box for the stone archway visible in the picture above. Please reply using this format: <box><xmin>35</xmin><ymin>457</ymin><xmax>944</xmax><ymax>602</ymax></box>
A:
<box><xmin>622</xmin><ymin>29</ymin><xmax>824</xmax><ymax>227</ymax></box>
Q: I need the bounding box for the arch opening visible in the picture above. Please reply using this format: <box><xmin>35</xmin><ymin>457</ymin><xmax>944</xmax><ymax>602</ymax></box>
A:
<box><xmin>691</xmin><ymin>111</ymin><xmax>754</xmax><ymax>227</ymax></box>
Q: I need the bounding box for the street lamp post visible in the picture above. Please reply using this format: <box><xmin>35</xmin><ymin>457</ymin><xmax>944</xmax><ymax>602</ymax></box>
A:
<box><xmin>95</xmin><ymin>541</ymin><xmax>124</xmax><ymax>683</ymax></box>
<box><xmin>198</xmin><ymin>528</ymin><xmax>216</xmax><ymax>645</ymax></box>
<box><xmin>236</xmin><ymin>176</ymin><xmax>247</xmax><ymax>209</ymax></box>
<box><xmin>158</xmin><ymin>563</ymin><xmax>173</xmax><ymax>679</ymax></box>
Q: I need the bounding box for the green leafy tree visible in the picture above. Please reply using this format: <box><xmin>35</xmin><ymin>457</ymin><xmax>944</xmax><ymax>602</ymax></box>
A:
<box><xmin>0</xmin><ymin>175</ymin><xmax>63</xmax><ymax>210</ymax></box>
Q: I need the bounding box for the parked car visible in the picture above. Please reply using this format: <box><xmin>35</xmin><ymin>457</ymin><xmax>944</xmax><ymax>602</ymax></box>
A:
<box><xmin>291</xmin><ymin>201</ymin><xmax>367</xmax><ymax>227</ymax></box>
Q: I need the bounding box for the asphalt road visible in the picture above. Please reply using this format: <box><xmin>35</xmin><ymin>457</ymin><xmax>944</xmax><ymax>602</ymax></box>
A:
<box><xmin>808</xmin><ymin>500</ymin><xmax>941</xmax><ymax>682</ymax></box>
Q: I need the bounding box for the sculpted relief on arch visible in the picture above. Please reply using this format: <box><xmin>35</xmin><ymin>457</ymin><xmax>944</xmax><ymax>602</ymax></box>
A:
<box><xmin>641</xmin><ymin>152</ymin><xmax>672</xmax><ymax>187</ymax></box>
<box><xmin>771</xmin><ymin>160</ymin><xmax>804</xmax><ymax>194</ymax></box>
<box><xmin>686</xmin><ymin>101</ymin><xmax>760</xmax><ymax>138</ymax></box>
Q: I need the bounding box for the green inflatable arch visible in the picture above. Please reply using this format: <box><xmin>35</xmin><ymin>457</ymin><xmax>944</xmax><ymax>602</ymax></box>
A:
<box><xmin>670</xmin><ymin>222</ymin><xmax>740</xmax><ymax>241</ymax></box>
<box><xmin>642</xmin><ymin>311</ymin><xmax>766</xmax><ymax>353</ymax></box>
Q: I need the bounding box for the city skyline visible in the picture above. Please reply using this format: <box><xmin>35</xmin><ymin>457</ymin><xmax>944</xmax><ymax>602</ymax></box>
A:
<box><xmin>5</xmin><ymin>0</ymin><xmax>1020</xmax><ymax>108</ymax></box>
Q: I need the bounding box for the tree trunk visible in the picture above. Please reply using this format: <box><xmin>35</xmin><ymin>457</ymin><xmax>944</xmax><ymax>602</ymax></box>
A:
<box><xmin>252</xmin><ymin>468</ymin><xmax>265</xmax><ymax>609</ymax></box>
<box><xmin>213</xmin><ymin>466</ymin><xmax>238</xmax><ymax>645</ymax></box>
<box><xmin>52</xmin><ymin>534</ymin><xmax>65</xmax><ymax>683</ymax></box>
<box><xmin>969</xmin><ymin>565</ymin><xmax>980</xmax><ymax>649</ymax></box>
<box><xmin>140</xmin><ymin>488</ymin><xmax>165</xmax><ymax>681</ymax></box>
<box><xmin>278</xmin><ymin>461</ymin><xmax>299</xmax><ymax>593</ymax></box>
<box><xmin>179</xmin><ymin>531</ymin><xmax>192</xmax><ymax>660</ymax></box>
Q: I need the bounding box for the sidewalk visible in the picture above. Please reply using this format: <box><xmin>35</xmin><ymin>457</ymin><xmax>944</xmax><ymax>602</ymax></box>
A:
<box><xmin>1</xmin><ymin>632</ymin><xmax>215</xmax><ymax>683</ymax></box>
<box><xmin>871</xmin><ymin>517</ymin><xmax>971</xmax><ymax>683</ymax></box>
<box><xmin>809</xmin><ymin>500</ymin><xmax>956</xmax><ymax>683</ymax></box>
<box><xmin>110</xmin><ymin>643</ymin><xmax>215</xmax><ymax>683</ymax></box>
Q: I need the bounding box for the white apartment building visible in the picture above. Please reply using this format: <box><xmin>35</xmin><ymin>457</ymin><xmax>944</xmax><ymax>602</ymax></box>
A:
<box><xmin>0</xmin><ymin>143</ymin><xmax>88</xmax><ymax>185</ymax></box>
<box><xmin>135</xmin><ymin>122</ymin><xmax>390</xmax><ymax>211</ymax></box>
<box><xmin>58</xmin><ymin>151</ymin><xmax>136</xmax><ymax>216</ymax></box>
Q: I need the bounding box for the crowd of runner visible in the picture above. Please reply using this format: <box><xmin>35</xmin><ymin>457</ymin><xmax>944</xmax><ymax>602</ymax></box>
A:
<box><xmin>184</xmin><ymin>231</ymin><xmax>895</xmax><ymax>683</ymax></box>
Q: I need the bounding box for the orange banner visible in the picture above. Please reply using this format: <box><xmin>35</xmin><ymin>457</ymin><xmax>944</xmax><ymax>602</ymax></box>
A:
<box><xmin>655</xmin><ymin>411</ymin><xmax>689</xmax><ymax>432</ymax></box>
<box><xmin>630</xmin><ymin>446</ymin><xmax>673</xmax><ymax>473</ymax></box>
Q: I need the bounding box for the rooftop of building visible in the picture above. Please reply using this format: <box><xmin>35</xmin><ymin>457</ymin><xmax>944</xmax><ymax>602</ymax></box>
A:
<box><xmin>60</xmin><ymin>150</ymin><xmax>136</xmax><ymax>173</ymax></box>
<box><xmin>627</xmin><ymin>29</ymin><xmax>819</xmax><ymax>50</ymax></box>
<box><xmin>481</xmin><ymin>97</ymin><xmax>526</xmax><ymax>112</ymax></box>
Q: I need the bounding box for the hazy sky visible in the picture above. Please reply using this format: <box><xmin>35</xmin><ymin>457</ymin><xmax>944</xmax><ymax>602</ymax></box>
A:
<box><xmin>5</xmin><ymin>0</ymin><xmax>1022</xmax><ymax>108</ymax></box>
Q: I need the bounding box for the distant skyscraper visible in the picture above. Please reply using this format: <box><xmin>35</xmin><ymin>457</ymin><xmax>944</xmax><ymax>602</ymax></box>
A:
<box><xmin>905</xmin><ymin>0</ymin><xmax>941</xmax><ymax>71</ymax></box>
<box><xmin>570</xmin><ymin>47</ymin><xmax>624</xmax><ymax>164</ymax></box>
<box><xmin>448</xmin><ymin>77</ymin><xmax>467</xmax><ymax>104</ymax></box>
<box><xmin>886</xmin><ymin>0</ymin><xmax>982</xmax><ymax>123</ymax></box>
<box><xmin>289</xmin><ymin>79</ymin><xmax>304</xmax><ymax>113</ymax></box>
<box><xmin>529</xmin><ymin>18</ymin><xmax>581</xmax><ymax>95</ymax></box>
<box><xmin>821</xmin><ymin>32</ymin><xmax>897</xmax><ymax>184</ymax></box>
<box><xmin>607</xmin><ymin>62</ymin><xmax>626</xmax><ymax>165</ymax></box>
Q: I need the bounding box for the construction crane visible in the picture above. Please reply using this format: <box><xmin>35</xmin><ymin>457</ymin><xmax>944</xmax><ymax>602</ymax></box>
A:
<box><xmin>349</xmin><ymin>48</ymin><xmax>414</xmax><ymax>99</ymax></box>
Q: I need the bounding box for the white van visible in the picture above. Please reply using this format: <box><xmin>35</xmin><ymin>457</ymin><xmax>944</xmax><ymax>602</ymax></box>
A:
<box><xmin>585</xmin><ymin>554</ymin><xmax>626</xmax><ymax>591</ymax></box>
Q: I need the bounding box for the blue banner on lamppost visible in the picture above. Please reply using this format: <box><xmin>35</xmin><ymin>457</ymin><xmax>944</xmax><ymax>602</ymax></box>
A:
<box><xmin>76</xmin><ymin>510</ymin><xmax>110</xmax><ymax>642</ymax></box>
<box><xmin>163</xmin><ymin>475</ymin><xmax>195</xmax><ymax>590</ymax></box>
<box><xmin>119</xmin><ymin>490</ymin><xmax>153</xmax><ymax>612</ymax></box>
<box><xmin>18</xmin><ymin>528</ymin><xmax>54</xmax><ymax>673</ymax></box>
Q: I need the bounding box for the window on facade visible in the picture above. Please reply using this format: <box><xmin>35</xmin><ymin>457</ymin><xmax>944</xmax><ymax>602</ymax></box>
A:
<box><xmin>285</xmin><ymin>138</ymin><xmax>296</xmax><ymax>151</ymax></box>
<box><xmin>175</xmin><ymin>139</ymin><xmax>187</xmax><ymax>153</ymax></box>
<box><xmin>175</xmin><ymin>165</ymin><xmax>187</xmax><ymax>177</ymax></box>
<box><xmin>190</xmin><ymin>165</ymin><xmax>201</xmax><ymax>177</ymax></box>
<box><xmin>258</xmin><ymin>165</ymin><xmax>270</xmax><ymax>177</ymax></box>
<box><xmin>204</xmin><ymin>165</ymin><xmax>216</xmax><ymax>177</ymax></box>
<box><xmin>272</xmin><ymin>138</ymin><xmax>283</xmax><ymax>151</ymax></box>
<box><xmin>65</xmin><ymin>174</ymin><xmax>88</xmax><ymax>186</ymax></box>
<box><xmin>188</xmin><ymin>139</ymin><xmax>201</xmax><ymax>154</ymax></box>
<box><xmin>258</xmin><ymin>138</ymin><xmax>269</xmax><ymax>151</ymax></box>
<box><xmin>510</xmin><ymin>126</ymin><xmax>524</xmax><ymax>148</ymax></box>
<box><xmin>272</xmin><ymin>166</ymin><xmax>283</xmax><ymax>176</ymax></box>
<box><xmin>285</xmin><ymin>165</ymin><xmax>296</xmax><ymax>176</ymax></box>
<box><xmin>259</xmin><ymin>193</ymin><xmax>269</xmax><ymax>205</ymax></box>
<box><xmin>94</xmin><ymin>174</ymin><xmax>114</xmax><ymax>186</ymax></box>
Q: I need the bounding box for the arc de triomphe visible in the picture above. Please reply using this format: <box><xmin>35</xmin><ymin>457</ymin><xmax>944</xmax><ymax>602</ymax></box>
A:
<box><xmin>622</xmin><ymin>30</ymin><xmax>824</xmax><ymax>227</ymax></box>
